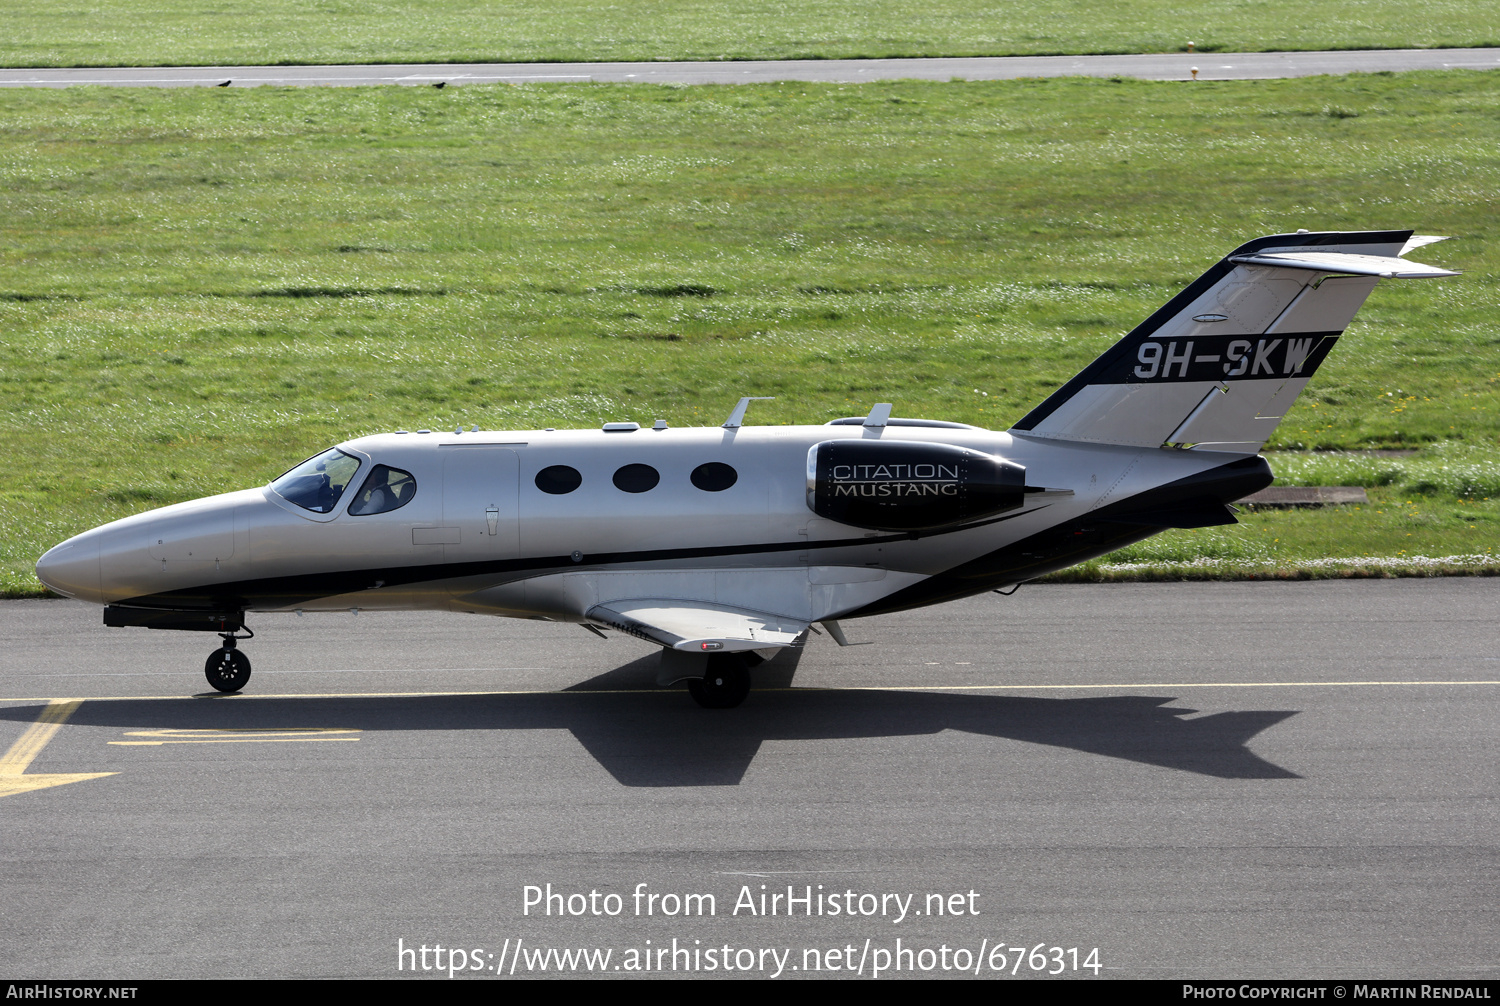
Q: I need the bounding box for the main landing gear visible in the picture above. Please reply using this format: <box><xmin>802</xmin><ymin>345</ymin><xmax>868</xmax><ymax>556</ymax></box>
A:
<box><xmin>686</xmin><ymin>653</ymin><xmax>752</xmax><ymax>709</ymax></box>
<box><xmin>205</xmin><ymin>628</ymin><xmax>254</xmax><ymax>693</ymax></box>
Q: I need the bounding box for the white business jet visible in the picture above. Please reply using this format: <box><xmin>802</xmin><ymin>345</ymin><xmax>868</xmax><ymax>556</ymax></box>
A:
<box><xmin>36</xmin><ymin>230</ymin><xmax>1456</xmax><ymax>706</ymax></box>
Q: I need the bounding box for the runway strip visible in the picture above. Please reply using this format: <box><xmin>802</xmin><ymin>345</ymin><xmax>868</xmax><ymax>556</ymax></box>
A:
<box><xmin>1</xmin><ymin>47</ymin><xmax>1496</xmax><ymax>88</ymax></box>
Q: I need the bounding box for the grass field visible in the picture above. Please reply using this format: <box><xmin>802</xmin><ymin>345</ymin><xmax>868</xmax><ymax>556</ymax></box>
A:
<box><xmin>2</xmin><ymin>71</ymin><xmax>1497</xmax><ymax>595</ymax></box>
<box><xmin>1</xmin><ymin>0</ymin><xmax>1498</xmax><ymax>68</ymax></box>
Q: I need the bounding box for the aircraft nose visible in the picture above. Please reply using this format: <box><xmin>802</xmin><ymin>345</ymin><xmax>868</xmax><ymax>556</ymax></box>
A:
<box><xmin>36</xmin><ymin>535</ymin><xmax>103</xmax><ymax>603</ymax></box>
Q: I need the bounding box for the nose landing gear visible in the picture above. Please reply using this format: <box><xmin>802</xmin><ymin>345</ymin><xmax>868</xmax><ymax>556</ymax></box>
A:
<box><xmin>205</xmin><ymin>628</ymin><xmax>254</xmax><ymax>693</ymax></box>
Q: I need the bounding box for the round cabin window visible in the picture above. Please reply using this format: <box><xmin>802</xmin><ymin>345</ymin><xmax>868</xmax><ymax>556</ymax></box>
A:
<box><xmin>535</xmin><ymin>465</ymin><xmax>583</xmax><ymax>495</ymax></box>
<box><xmin>612</xmin><ymin>464</ymin><xmax>660</xmax><ymax>493</ymax></box>
<box><xmin>690</xmin><ymin>462</ymin><xmax>738</xmax><ymax>492</ymax></box>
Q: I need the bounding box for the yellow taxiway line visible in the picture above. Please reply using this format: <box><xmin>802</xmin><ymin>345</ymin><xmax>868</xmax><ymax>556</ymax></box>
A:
<box><xmin>109</xmin><ymin>727</ymin><xmax>361</xmax><ymax>745</ymax></box>
<box><xmin>2</xmin><ymin>679</ymin><xmax>1499</xmax><ymax>706</ymax></box>
<box><xmin>0</xmin><ymin>698</ymin><xmax>116</xmax><ymax>798</ymax></box>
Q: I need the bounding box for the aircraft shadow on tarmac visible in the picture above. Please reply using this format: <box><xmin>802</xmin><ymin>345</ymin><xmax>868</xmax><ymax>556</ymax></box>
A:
<box><xmin>5</xmin><ymin>651</ymin><xmax>1299</xmax><ymax>786</ymax></box>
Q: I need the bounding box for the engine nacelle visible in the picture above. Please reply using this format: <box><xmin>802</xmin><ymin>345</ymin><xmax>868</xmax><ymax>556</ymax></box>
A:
<box><xmin>806</xmin><ymin>439</ymin><xmax>1027</xmax><ymax>532</ymax></box>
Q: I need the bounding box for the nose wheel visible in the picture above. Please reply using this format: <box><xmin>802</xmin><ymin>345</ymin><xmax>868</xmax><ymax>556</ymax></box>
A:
<box><xmin>205</xmin><ymin>630</ymin><xmax>253</xmax><ymax>693</ymax></box>
<box><xmin>687</xmin><ymin>653</ymin><xmax>751</xmax><ymax>709</ymax></box>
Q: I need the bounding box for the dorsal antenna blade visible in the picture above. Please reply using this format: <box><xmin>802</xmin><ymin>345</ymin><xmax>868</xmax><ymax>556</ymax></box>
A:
<box><xmin>722</xmin><ymin>396</ymin><xmax>775</xmax><ymax>429</ymax></box>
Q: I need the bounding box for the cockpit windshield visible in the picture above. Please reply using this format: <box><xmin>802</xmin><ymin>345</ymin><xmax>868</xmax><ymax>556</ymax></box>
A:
<box><xmin>270</xmin><ymin>448</ymin><xmax>362</xmax><ymax>513</ymax></box>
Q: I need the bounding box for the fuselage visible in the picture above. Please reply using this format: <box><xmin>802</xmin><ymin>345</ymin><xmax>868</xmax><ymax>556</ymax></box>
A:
<box><xmin>36</xmin><ymin>419</ymin><xmax>1269</xmax><ymax>627</ymax></box>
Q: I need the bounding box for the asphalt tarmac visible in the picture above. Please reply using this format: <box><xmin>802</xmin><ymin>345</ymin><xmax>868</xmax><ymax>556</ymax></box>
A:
<box><xmin>1</xmin><ymin>578</ymin><xmax>1496</xmax><ymax>979</ymax></box>
<box><xmin>0</xmin><ymin>48</ymin><xmax>1497</xmax><ymax>89</ymax></box>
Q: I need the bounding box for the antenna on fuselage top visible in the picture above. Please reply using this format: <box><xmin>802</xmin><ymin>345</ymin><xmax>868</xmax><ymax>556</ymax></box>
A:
<box><xmin>722</xmin><ymin>396</ymin><xmax>775</xmax><ymax>429</ymax></box>
<box><xmin>863</xmin><ymin>403</ymin><xmax>892</xmax><ymax>428</ymax></box>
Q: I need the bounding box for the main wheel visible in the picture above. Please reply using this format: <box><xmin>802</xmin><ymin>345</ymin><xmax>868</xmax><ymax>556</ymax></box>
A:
<box><xmin>205</xmin><ymin>647</ymin><xmax>251</xmax><ymax>692</ymax></box>
<box><xmin>686</xmin><ymin>654</ymin><xmax>751</xmax><ymax>709</ymax></box>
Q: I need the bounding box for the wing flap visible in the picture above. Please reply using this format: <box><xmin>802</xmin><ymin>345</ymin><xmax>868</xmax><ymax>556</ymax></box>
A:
<box><xmin>585</xmin><ymin>599</ymin><xmax>808</xmax><ymax>653</ymax></box>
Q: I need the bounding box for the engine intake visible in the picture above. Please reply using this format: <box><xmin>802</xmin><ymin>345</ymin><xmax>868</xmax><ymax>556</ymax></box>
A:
<box><xmin>806</xmin><ymin>439</ymin><xmax>1027</xmax><ymax>532</ymax></box>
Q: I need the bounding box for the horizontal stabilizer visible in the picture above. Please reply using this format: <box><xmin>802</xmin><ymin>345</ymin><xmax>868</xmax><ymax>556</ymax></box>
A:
<box><xmin>586</xmin><ymin>599</ymin><xmax>808</xmax><ymax>653</ymax></box>
<box><xmin>1227</xmin><ymin>250</ymin><xmax>1458</xmax><ymax>278</ymax></box>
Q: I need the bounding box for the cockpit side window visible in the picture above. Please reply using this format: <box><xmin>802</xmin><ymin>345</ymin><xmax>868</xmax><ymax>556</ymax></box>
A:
<box><xmin>270</xmin><ymin>448</ymin><xmax>362</xmax><ymax>514</ymax></box>
<box><xmin>347</xmin><ymin>465</ymin><xmax>417</xmax><ymax>516</ymax></box>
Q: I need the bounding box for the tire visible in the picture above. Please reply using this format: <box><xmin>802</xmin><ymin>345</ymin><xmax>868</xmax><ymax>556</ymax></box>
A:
<box><xmin>205</xmin><ymin>648</ymin><xmax>251</xmax><ymax>692</ymax></box>
<box><xmin>686</xmin><ymin>654</ymin><xmax>751</xmax><ymax>709</ymax></box>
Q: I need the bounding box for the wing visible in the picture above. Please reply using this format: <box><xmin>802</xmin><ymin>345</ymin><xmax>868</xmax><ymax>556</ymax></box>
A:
<box><xmin>585</xmin><ymin>599</ymin><xmax>808</xmax><ymax>653</ymax></box>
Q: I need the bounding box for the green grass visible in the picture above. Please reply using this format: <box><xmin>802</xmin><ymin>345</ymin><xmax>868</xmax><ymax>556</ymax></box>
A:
<box><xmin>2</xmin><ymin>72</ymin><xmax>1498</xmax><ymax>595</ymax></box>
<box><xmin>0</xmin><ymin>0</ymin><xmax>1497</xmax><ymax>68</ymax></box>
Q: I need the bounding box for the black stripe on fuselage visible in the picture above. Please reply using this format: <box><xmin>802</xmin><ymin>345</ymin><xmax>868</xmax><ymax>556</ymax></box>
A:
<box><xmin>839</xmin><ymin>454</ymin><xmax>1273</xmax><ymax>618</ymax></box>
<box><xmin>113</xmin><ymin>504</ymin><xmax>1051</xmax><ymax>612</ymax></box>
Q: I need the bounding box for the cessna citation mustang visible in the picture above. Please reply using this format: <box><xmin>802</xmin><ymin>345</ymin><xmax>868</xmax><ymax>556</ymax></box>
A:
<box><xmin>37</xmin><ymin>230</ymin><xmax>1456</xmax><ymax>707</ymax></box>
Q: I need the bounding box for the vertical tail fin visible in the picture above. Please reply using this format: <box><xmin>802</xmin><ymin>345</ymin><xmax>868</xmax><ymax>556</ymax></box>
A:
<box><xmin>1010</xmin><ymin>230</ymin><xmax>1456</xmax><ymax>453</ymax></box>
